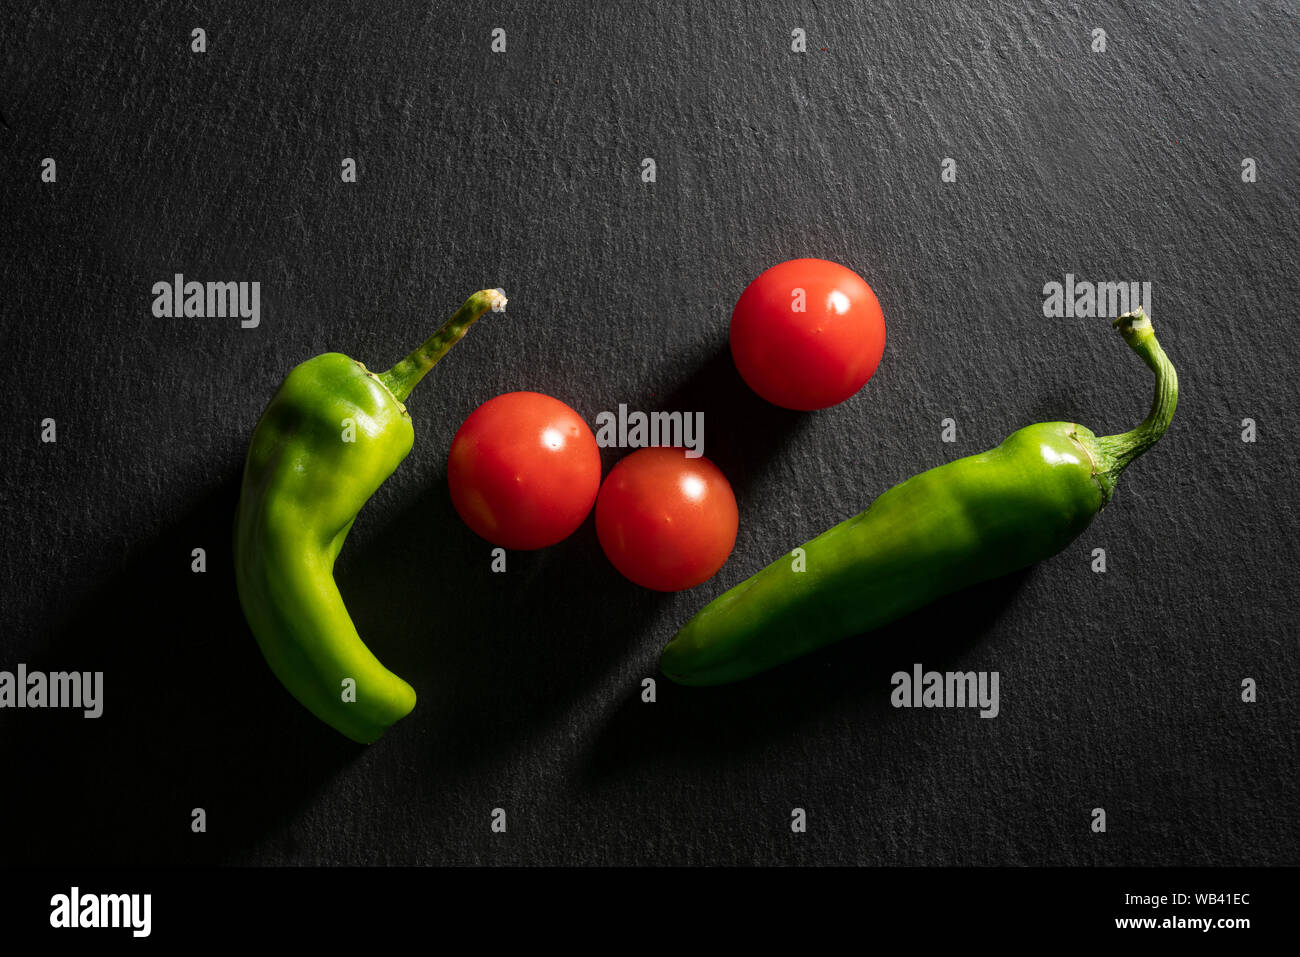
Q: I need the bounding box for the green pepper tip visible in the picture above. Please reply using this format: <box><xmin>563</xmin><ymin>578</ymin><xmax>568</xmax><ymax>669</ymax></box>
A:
<box><xmin>1094</xmin><ymin>305</ymin><xmax>1177</xmax><ymax>491</ymax></box>
<box><xmin>1113</xmin><ymin>307</ymin><xmax>1153</xmax><ymax>345</ymax></box>
<box><xmin>377</xmin><ymin>288</ymin><xmax>509</xmax><ymax>403</ymax></box>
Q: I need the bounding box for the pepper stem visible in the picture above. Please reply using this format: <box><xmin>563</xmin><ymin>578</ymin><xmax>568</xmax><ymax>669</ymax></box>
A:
<box><xmin>377</xmin><ymin>288</ymin><xmax>507</xmax><ymax>402</ymax></box>
<box><xmin>1093</xmin><ymin>307</ymin><xmax>1178</xmax><ymax>497</ymax></box>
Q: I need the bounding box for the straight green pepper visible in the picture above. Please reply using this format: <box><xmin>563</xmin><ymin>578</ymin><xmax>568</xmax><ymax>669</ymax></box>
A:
<box><xmin>661</xmin><ymin>308</ymin><xmax>1177</xmax><ymax>685</ymax></box>
<box><xmin>234</xmin><ymin>289</ymin><xmax>506</xmax><ymax>743</ymax></box>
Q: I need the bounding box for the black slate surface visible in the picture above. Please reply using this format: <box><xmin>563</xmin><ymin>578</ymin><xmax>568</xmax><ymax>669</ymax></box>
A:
<box><xmin>1</xmin><ymin>1</ymin><xmax>1296</xmax><ymax>866</ymax></box>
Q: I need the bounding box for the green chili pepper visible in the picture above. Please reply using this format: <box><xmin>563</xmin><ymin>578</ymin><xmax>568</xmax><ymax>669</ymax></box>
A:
<box><xmin>234</xmin><ymin>288</ymin><xmax>507</xmax><ymax>743</ymax></box>
<box><xmin>660</xmin><ymin>308</ymin><xmax>1177</xmax><ymax>686</ymax></box>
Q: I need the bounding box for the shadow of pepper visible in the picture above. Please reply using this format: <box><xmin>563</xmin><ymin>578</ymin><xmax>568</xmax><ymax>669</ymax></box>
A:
<box><xmin>581</xmin><ymin>564</ymin><xmax>1036</xmax><ymax>785</ymax></box>
<box><xmin>338</xmin><ymin>470</ymin><xmax>656</xmax><ymax>779</ymax></box>
<box><xmin>0</xmin><ymin>470</ymin><xmax>361</xmax><ymax>866</ymax></box>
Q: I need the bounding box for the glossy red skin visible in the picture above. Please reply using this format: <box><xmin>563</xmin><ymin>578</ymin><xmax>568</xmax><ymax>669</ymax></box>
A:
<box><xmin>595</xmin><ymin>448</ymin><xmax>739</xmax><ymax>592</ymax></box>
<box><xmin>729</xmin><ymin>258</ymin><xmax>886</xmax><ymax>410</ymax></box>
<box><xmin>448</xmin><ymin>391</ymin><xmax>602</xmax><ymax>550</ymax></box>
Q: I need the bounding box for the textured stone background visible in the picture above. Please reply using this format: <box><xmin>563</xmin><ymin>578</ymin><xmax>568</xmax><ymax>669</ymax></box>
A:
<box><xmin>1</xmin><ymin>1</ymin><xmax>1296</xmax><ymax>865</ymax></box>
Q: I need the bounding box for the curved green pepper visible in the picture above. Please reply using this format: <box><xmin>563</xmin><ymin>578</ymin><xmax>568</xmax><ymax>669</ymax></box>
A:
<box><xmin>661</xmin><ymin>308</ymin><xmax>1177</xmax><ymax>686</ymax></box>
<box><xmin>234</xmin><ymin>288</ymin><xmax>506</xmax><ymax>742</ymax></box>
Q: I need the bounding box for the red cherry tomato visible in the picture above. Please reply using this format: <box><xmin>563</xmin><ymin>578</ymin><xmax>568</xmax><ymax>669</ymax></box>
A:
<box><xmin>448</xmin><ymin>391</ymin><xmax>602</xmax><ymax>550</ymax></box>
<box><xmin>729</xmin><ymin>258</ymin><xmax>886</xmax><ymax>410</ymax></box>
<box><xmin>595</xmin><ymin>447</ymin><xmax>739</xmax><ymax>592</ymax></box>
